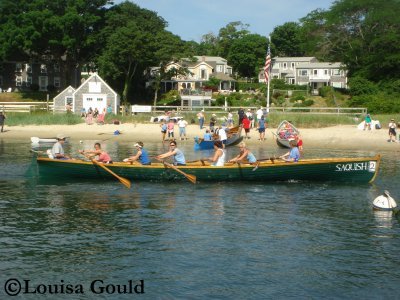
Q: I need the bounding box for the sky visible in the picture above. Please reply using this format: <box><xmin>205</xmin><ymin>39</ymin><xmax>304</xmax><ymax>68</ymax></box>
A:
<box><xmin>116</xmin><ymin>0</ymin><xmax>336</xmax><ymax>42</ymax></box>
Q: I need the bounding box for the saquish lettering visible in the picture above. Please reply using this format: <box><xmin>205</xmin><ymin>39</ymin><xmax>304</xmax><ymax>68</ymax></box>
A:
<box><xmin>335</xmin><ymin>162</ymin><xmax>368</xmax><ymax>172</ymax></box>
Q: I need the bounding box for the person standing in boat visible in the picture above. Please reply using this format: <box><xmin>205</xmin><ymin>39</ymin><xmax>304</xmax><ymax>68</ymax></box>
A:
<box><xmin>206</xmin><ymin>140</ymin><xmax>225</xmax><ymax>166</ymax></box>
<box><xmin>123</xmin><ymin>142</ymin><xmax>151</xmax><ymax>165</ymax></box>
<box><xmin>228</xmin><ymin>141</ymin><xmax>257</xmax><ymax>164</ymax></box>
<box><xmin>156</xmin><ymin>140</ymin><xmax>186</xmax><ymax>166</ymax></box>
<box><xmin>51</xmin><ymin>134</ymin><xmax>71</xmax><ymax>159</ymax></box>
<box><xmin>79</xmin><ymin>142</ymin><xmax>112</xmax><ymax>163</ymax></box>
<box><xmin>279</xmin><ymin>140</ymin><xmax>300</xmax><ymax>162</ymax></box>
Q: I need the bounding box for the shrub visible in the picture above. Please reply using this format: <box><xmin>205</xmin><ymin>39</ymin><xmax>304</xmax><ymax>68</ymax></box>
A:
<box><xmin>30</xmin><ymin>83</ymin><xmax>39</xmax><ymax>92</ymax></box>
<box><xmin>348</xmin><ymin>77</ymin><xmax>378</xmax><ymax>96</ymax></box>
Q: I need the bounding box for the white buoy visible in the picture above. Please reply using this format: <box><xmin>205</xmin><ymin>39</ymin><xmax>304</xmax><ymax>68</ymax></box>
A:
<box><xmin>373</xmin><ymin>191</ymin><xmax>397</xmax><ymax>211</ymax></box>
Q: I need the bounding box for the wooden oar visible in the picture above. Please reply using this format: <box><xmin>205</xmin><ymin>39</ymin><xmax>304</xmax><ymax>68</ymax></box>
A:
<box><xmin>91</xmin><ymin>159</ymin><xmax>131</xmax><ymax>189</ymax></box>
<box><xmin>162</xmin><ymin>161</ymin><xmax>196</xmax><ymax>184</ymax></box>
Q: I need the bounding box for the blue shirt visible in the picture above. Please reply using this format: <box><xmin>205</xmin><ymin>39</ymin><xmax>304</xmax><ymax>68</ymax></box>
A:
<box><xmin>139</xmin><ymin>148</ymin><xmax>151</xmax><ymax>165</ymax></box>
<box><xmin>258</xmin><ymin>119</ymin><xmax>265</xmax><ymax>129</ymax></box>
<box><xmin>247</xmin><ymin>152</ymin><xmax>257</xmax><ymax>163</ymax></box>
<box><xmin>173</xmin><ymin>148</ymin><xmax>186</xmax><ymax>165</ymax></box>
<box><xmin>203</xmin><ymin>133</ymin><xmax>212</xmax><ymax>141</ymax></box>
<box><xmin>289</xmin><ymin>147</ymin><xmax>300</xmax><ymax>162</ymax></box>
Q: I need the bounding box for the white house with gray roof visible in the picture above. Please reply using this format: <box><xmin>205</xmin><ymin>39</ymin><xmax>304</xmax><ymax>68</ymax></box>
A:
<box><xmin>259</xmin><ymin>57</ymin><xmax>348</xmax><ymax>94</ymax></box>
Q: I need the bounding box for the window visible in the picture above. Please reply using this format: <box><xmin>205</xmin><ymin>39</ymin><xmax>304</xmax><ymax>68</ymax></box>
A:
<box><xmin>26</xmin><ymin>76</ymin><xmax>32</xmax><ymax>87</ymax></box>
<box><xmin>200</xmin><ymin>69</ymin><xmax>207</xmax><ymax>79</ymax></box>
<box><xmin>41</xmin><ymin>64</ymin><xmax>47</xmax><ymax>73</ymax></box>
<box><xmin>324</xmin><ymin>69</ymin><xmax>328</xmax><ymax>75</ymax></box>
<box><xmin>54</xmin><ymin>64</ymin><xmax>60</xmax><ymax>72</ymax></box>
<box><xmin>298</xmin><ymin>70</ymin><xmax>308</xmax><ymax>76</ymax></box>
<box><xmin>289</xmin><ymin>78</ymin><xmax>295</xmax><ymax>84</ymax></box>
<box><xmin>313</xmin><ymin>69</ymin><xmax>318</xmax><ymax>75</ymax></box>
<box><xmin>26</xmin><ymin>64</ymin><xmax>32</xmax><ymax>73</ymax></box>
<box><xmin>97</xmin><ymin>98</ymin><xmax>103</xmax><ymax>102</ymax></box>
<box><xmin>66</xmin><ymin>97</ymin><xmax>73</xmax><ymax>105</ymax></box>
<box><xmin>217</xmin><ymin>65</ymin><xmax>223</xmax><ymax>72</ymax></box>
<box><xmin>182</xmin><ymin>83</ymin><xmax>186</xmax><ymax>89</ymax></box>
<box><xmin>15</xmin><ymin>63</ymin><xmax>22</xmax><ymax>72</ymax></box>
<box><xmin>332</xmin><ymin>69</ymin><xmax>341</xmax><ymax>76</ymax></box>
<box><xmin>87</xmin><ymin>97</ymin><xmax>93</xmax><ymax>102</ymax></box>
<box><xmin>16</xmin><ymin>76</ymin><xmax>22</xmax><ymax>86</ymax></box>
<box><xmin>291</xmin><ymin>63</ymin><xmax>295</xmax><ymax>69</ymax></box>
<box><xmin>54</xmin><ymin>77</ymin><xmax>60</xmax><ymax>87</ymax></box>
<box><xmin>187</xmin><ymin>83</ymin><xmax>191</xmax><ymax>89</ymax></box>
<box><xmin>283</xmin><ymin>63</ymin><xmax>287</xmax><ymax>69</ymax></box>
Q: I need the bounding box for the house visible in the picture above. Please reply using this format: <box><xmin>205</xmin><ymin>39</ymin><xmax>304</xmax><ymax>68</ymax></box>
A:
<box><xmin>0</xmin><ymin>61</ymin><xmax>66</xmax><ymax>92</ymax></box>
<box><xmin>53</xmin><ymin>73</ymin><xmax>120</xmax><ymax>114</ymax></box>
<box><xmin>150</xmin><ymin>56</ymin><xmax>236</xmax><ymax>107</ymax></box>
<box><xmin>258</xmin><ymin>57</ymin><xmax>348</xmax><ymax>94</ymax></box>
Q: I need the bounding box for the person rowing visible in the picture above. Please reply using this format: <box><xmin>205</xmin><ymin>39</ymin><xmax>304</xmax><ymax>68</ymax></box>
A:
<box><xmin>123</xmin><ymin>141</ymin><xmax>151</xmax><ymax>165</ymax></box>
<box><xmin>156</xmin><ymin>140</ymin><xmax>186</xmax><ymax>166</ymax></box>
<box><xmin>79</xmin><ymin>142</ymin><xmax>112</xmax><ymax>163</ymax></box>
<box><xmin>51</xmin><ymin>134</ymin><xmax>71</xmax><ymax>159</ymax></box>
<box><xmin>279</xmin><ymin>140</ymin><xmax>300</xmax><ymax>162</ymax></box>
<box><xmin>228</xmin><ymin>141</ymin><xmax>257</xmax><ymax>164</ymax></box>
<box><xmin>205</xmin><ymin>140</ymin><xmax>225</xmax><ymax>166</ymax></box>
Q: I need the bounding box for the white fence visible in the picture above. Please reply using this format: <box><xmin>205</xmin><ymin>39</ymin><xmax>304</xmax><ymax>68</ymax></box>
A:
<box><xmin>0</xmin><ymin>101</ymin><xmax>54</xmax><ymax>113</ymax></box>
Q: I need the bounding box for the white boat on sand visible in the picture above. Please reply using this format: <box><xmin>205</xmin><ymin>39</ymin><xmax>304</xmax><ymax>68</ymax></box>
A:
<box><xmin>31</xmin><ymin>137</ymin><xmax>69</xmax><ymax>144</ymax></box>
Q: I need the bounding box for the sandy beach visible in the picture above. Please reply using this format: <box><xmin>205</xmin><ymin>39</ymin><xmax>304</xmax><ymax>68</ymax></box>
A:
<box><xmin>1</xmin><ymin>122</ymin><xmax>399</xmax><ymax>151</ymax></box>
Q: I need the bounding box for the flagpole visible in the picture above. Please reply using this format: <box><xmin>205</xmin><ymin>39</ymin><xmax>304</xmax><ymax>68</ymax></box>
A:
<box><xmin>266</xmin><ymin>36</ymin><xmax>271</xmax><ymax>113</ymax></box>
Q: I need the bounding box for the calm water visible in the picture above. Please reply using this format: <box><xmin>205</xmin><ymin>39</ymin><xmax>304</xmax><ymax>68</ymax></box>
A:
<box><xmin>0</xmin><ymin>138</ymin><xmax>400</xmax><ymax>299</ymax></box>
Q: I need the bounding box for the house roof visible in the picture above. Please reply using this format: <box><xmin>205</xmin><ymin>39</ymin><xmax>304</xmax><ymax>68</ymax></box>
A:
<box><xmin>53</xmin><ymin>85</ymin><xmax>75</xmax><ymax>100</ymax></box>
<box><xmin>273</xmin><ymin>57</ymin><xmax>317</xmax><ymax>62</ymax></box>
<box><xmin>297</xmin><ymin>62</ymin><xmax>344</xmax><ymax>69</ymax></box>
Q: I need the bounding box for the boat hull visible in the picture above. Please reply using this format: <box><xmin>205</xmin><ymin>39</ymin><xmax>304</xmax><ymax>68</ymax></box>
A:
<box><xmin>36</xmin><ymin>155</ymin><xmax>381</xmax><ymax>184</ymax></box>
<box><xmin>275</xmin><ymin>120</ymin><xmax>299</xmax><ymax>148</ymax></box>
<box><xmin>31</xmin><ymin>137</ymin><xmax>69</xmax><ymax>144</ymax></box>
<box><xmin>194</xmin><ymin>126</ymin><xmax>243</xmax><ymax>150</ymax></box>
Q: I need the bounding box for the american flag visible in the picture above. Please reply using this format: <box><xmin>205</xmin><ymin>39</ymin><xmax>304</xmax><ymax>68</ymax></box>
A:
<box><xmin>264</xmin><ymin>44</ymin><xmax>271</xmax><ymax>84</ymax></box>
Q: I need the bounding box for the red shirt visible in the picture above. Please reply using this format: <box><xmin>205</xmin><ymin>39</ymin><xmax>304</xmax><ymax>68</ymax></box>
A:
<box><xmin>242</xmin><ymin>118</ymin><xmax>250</xmax><ymax>129</ymax></box>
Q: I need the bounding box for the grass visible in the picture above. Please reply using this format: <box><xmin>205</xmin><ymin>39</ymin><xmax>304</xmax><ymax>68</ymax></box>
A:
<box><xmin>0</xmin><ymin>92</ymin><xmax>57</xmax><ymax>102</ymax></box>
<box><xmin>3</xmin><ymin>111</ymin><xmax>397</xmax><ymax>128</ymax></box>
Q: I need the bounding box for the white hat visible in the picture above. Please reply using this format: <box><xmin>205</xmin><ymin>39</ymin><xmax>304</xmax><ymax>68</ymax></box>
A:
<box><xmin>134</xmin><ymin>142</ymin><xmax>143</xmax><ymax>148</ymax></box>
<box><xmin>56</xmin><ymin>133</ymin><xmax>67</xmax><ymax>140</ymax></box>
<box><xmin>212</xmin><ymin>114</ymin><xmax>216</xmax><ymax>116</ymax></box>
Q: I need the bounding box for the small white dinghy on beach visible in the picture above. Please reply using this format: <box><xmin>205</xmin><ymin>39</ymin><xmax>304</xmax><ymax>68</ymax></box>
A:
<box><xmin>31</xmin><ymin>136</ymin><xmax>69</xmax><ymax>144</ymax></box>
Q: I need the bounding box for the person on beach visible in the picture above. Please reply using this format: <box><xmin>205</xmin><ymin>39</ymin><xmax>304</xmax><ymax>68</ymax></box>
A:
<box><xmin>0</xmin><ymin>111</ymin><xmax>6</xmax><ymax>132</ymax></box>
<box><xmin>257</xmin><ymin>115</ymin><xmax>266</xmax><ymax>141</ymax></box>
<box><xmin>79</xmin><ymin>142</ymin><xmax>112</xmax><ymax>163</ymax></box>
<box><xmin>209</xmin><ymin>114</ymin><xmax>217</xmax><ymax>132</ymax></box>
<box><xmin>227</xmin><ymin>111</ymin><xmax>234</xmax><ymax>127</ymax></box>
<box><xmin>51</xmin><ymin>134</ymin><xmax>71</xmax><ymax>159</ymax></box>
<box><xmin>217</xmin><ymin>124</ymin><xmax>227</xmax><ymax>147</ymax></box>
<box><xmin>160</xmin><ymin>121</ymin><xmax>167</xmax><ymax>142</ymax></box>
<box><xmin>123</xmin><ymin>141</ymin><xmax>151</xmax><ymax>165</ymax></box>
<box><xmin>364</xmin><ymin>114</ymin><xmax>372</xmax><ymax>130</ymax></box>
<box><xmin>228</xmin><ymin>141</ymin><xmax>257</xmax><ymax>164</ymax></box>
<box><xmin>197</xmin><ymin>110</ymin><xmax>205</xmax><ymax>130</ymax></box>
<box><xmin>86</xmin><ymin>108</ymin><xmax>93</xmax><ymax>125</ymax></box>
<box><xmin>242</xmin><ymin>115</ymin><xmax>251</xmax><ymax>139</ymax></box>
<box><xmin>279</xmin><ymin>140</ymin><xmax>300</xmax><ymax>162</ymax></box>
<box><xmin>177</xmin><ymin>118</ymin><xmax>188</xmax><ymax>140</ymax></box>
<box><xmin>156</xmin><ymin>140</ymin><xmax>186</xmax><ymax>166</ymax></box>
<box><xmin>388</xmin><ymin>119</ymin><xmax>397</xmax><ymax>143</ymax></box>
<box><xmin>238</xmin><ymin>107</ymin><xmax>245</xmax><ymax>125</ymax></box>
<box><xmin>205</xmin><ymin>140</ymin><xmax>225</xmax><ymax>167</ymax></box>
<box><xmin>167</xmin><ymin>119</ymin><xmax>175</xmax><ymax>139</ymax></box>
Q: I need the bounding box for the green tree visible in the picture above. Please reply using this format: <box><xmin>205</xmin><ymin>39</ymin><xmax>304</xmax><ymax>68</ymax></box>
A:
<box><xmin>228</xmin><ymin>34</ymin><xmax>268</xmax><ymax>78</ymax></box>
<box><xmin>271</xmin><ymin>22</ymin><xmax>304</xmax><ymax>57</ymax></box>
<box><xmin>217</xmin><ymin>21</ymin><xmax>250</xmax><ymax>59</ymax></box>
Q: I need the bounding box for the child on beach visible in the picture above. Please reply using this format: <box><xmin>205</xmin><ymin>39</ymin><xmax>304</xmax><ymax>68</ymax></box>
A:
<box><xmin>388</xmin><ymin>119</ymin><xmax>397</xmax><ymax>142</ymax></box>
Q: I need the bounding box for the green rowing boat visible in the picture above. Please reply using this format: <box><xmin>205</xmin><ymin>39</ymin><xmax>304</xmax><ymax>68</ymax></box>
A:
<box><xmin>35</xmin><ymin>154</ymin><xmax>381</xmax><ymax>184</ymax></box>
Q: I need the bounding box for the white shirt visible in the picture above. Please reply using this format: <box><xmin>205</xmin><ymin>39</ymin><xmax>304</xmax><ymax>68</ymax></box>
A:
<box><xmin>218</xmin><ymin>128</ymin><xmax>227</xmax><ymax>141</ymax></box>
<box><xmin>256</xmin><ymin>109</ymin><xmax>263</xmax><ymax>119</ymax></box>
<box><xmin>212</xmin><ymin>149</ymin><xmax>225</xmax><ymax>167</ymax></box>
<box><xmin>178</xmin><ymin>120</ymin><xmax>188</xmax><ymax>128</ymax></box>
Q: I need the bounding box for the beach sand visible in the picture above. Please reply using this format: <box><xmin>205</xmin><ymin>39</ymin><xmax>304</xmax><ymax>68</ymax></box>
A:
<box><xmin>1</xmin><ymin>122</ymin><xmax>399</xmax><ymax>151</ymax></box>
